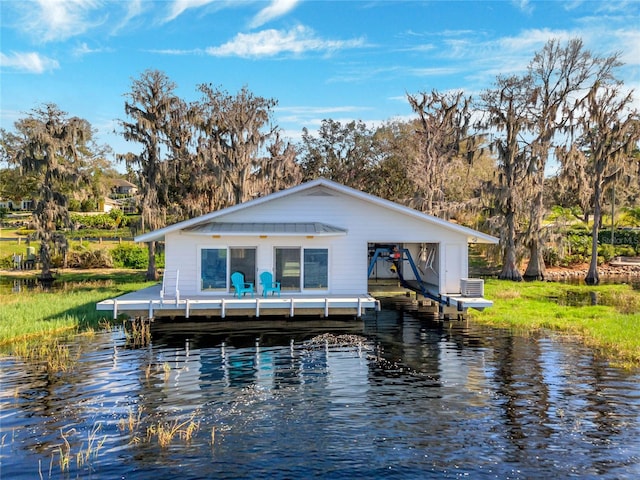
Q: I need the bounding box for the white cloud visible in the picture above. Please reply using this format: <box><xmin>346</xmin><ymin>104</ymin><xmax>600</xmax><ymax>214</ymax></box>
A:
<box><xmin>496</xmin><ymin>28</ymin><xmax>574</xmax><ymax>53</ymax></box>
<box><xmin>512</xmin><ymin>0</ymin><xmax>534</xmax><ymax>14</ymax></box>
<box><xmin>206</xmin><ymin>25</ymin><xmax>365</xmax><ymax>58</ymax></box>
<box><xmin>73</xmin><ymin>42</ymin><xmax>112</xmax><ymax>57</ymax></box>
<box><xmin>277</xmin><ymin>105</ymin><xmax>366</xmax><ymax>117</ymax></box>
<box><xmin>17</xmin><ymin>0</ymin><xmax>104</xmax><ymax>43</ymax></box>
<box><xmin>407</xmin><ymin>67</ymin><xmax>460</xmax><ymax>77</ymax></box>
<box><xmin>165</xmin><ymin>0</ymin><xmax>217</xmax><ymax>23</ymax></box>
<box><xmin>0</xmin><ymin>51</ymin><xmax>59</xmax><ymax>73</ymax></box>
<box><xmin>148</xmin><ymin>47</ymin><xmax>204</xmax><ymax>55</ymax></box>
<box><xmin>249</xmin><ymin>0</ymin><xmax>300</xmax><ymax>28</ymax></box>
<box><xmin>614</xmin><ymin>29</ymin><xmax>640</xmax><ymax>66</ymax></box>
<box><xmin>112</xmin><ymin>0</ymin><xmax>145</xmax><ymax>34</ymax></box>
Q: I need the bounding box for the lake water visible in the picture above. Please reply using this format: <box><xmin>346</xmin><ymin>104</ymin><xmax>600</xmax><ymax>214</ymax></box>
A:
<box><xmin>1</xmin><ymin>297</ymin><xmax>639</xmax><ymax>479</ymax></box>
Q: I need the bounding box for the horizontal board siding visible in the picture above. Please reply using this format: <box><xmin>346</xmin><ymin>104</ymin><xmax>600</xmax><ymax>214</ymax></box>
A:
<box><xmin>165</xmin><ymin>188</ymin><xmax>470</xmax><ymax>296</ymax></box>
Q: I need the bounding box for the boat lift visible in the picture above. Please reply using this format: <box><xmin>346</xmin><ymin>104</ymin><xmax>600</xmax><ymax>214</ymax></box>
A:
<box><xmin>368</xmin><ymin>246</ymin><xmax>492</xmax><ymax>316</ymax></box>
<box><xmin>368</xmin><ymin>247</ymin><xmax>450</xmax><ymax>308</ymax></box>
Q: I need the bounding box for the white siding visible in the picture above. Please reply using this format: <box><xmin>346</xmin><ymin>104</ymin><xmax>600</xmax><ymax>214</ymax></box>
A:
<box><xmin>164</xmin><ymin>187</ymin><xmax>471</xmax><ymax>296</ymax></box>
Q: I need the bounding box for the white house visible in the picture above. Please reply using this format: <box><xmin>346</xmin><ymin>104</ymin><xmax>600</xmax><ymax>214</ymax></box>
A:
<box><xmin>97</xmin><ymin>179</ymin><xmax>497</xmax><ymax>319</ymax></box>
<box><xmin>111</xmin><ymin>178</ymin><xmax>139</xmax><ymax>195</ymax></box>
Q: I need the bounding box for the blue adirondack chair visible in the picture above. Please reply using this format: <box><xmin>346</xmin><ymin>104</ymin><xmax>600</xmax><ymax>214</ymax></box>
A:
<box><xmin>231</xmin><ymin>271</ymin><xmax>254</xmax><ymax>298</ymax></box>
<box><xmin>260</xmin><ymin>271</ymin><xmax>281</xmax><ymax>297</ymax></box>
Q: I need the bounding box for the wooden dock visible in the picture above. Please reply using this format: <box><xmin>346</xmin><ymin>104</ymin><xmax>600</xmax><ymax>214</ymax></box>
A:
<box><xmin>382</xmin><ymin>279</ymin><xmax>493</xmax><ymax>316</ymax></box>
<box><xmin>97</xmin><ymin>284</ymin><xmax>380</xmax><ymax>320</ymax></box>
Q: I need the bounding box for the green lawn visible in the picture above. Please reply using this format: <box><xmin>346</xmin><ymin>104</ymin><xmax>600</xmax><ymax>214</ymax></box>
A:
<box><xmin>470</xmin><ymin>279</ymin><xmax>640</xmax><ymax>368</ymax></box>
<box><xmin>0</xmin><ymin>271</ymin><xmax>154</xmax><ymax>348</ymax></box>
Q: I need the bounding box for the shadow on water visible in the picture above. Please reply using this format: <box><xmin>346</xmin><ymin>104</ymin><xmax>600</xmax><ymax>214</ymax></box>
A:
<box><xmin>1</xmin><ymin>294</ymin><xmax>639</xmax><ymax>479</ymax></box>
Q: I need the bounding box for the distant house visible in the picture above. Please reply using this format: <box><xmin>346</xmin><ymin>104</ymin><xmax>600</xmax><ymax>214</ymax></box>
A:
<box><xmin>97</xmin><ymin>179</ymin><xmax>497</xmax><ymax>319</ymax></box>
<box><xmin>111</xmin><ymin>179</ymin><xmax>138</xmax><ymax>196</ymax></box>
<box><xmin>100</xmin><ymin>197</ymin><xmax>121</xmax><ymax>213</ymax></box>
<box><xmin>0</xmin><ymin>198</ymin><xmax>34</xmax><ymax>211</ymax></box>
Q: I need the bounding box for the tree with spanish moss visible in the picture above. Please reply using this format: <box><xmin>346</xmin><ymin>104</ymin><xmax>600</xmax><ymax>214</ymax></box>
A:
<box><xmin>194</xmin><ymin>84</ymin><xmax>284</xmax><ymax>207</ymax></box>
<box><xmin>119</xmin><ymin>69</ymin><xmax>186</xmax><ymax>281</ymax></box>
<box><xmin>478</xmin><ymin>75</ymin><xmax>534</xmax><ymax>281</ymax></box>
<box><xmin>0</xmin><ymin>104</ymin><xmax>94</xmax><ymax>280</ymax></box>
<box><xmin>557</xmin><ymin>83</ymin><xmax>640</xmax><ymax>285</ymax></box>
<box><xmin>407</xmin><ymin>90</ymin><xmax>476</xmax><ymax>216</ymax></box>
<box><xmin>522</xmin><ymin>38</ymin><xmax>621</xmax><ymax>280</ymax></box>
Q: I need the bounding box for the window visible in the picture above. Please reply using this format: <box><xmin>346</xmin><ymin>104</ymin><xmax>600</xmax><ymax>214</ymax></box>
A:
<box><xmin>201</xmin><ymin>247</ymin><xmax>256</xmax><ymax>292</ymax></box>
<box><xmin>304</xmin><ymin>248</ymin><xmax>328</xmax><ymax>289</ymax></box>
<box><xmin>201</xmin><ymin>248</ymin><xmax>227</xmax><ymax>291</ymax></box>
<box><xmin>275</xmin><ymin>247</ymin><xmax>328</xmax><ymax>291</ymax></box>
<box><xmin>230</xmin><ymin>247</ymin><xmax>256</xmax><ymax>284</ymax></box>
<box><xmin>275</xmin><ymin>248</ymin><xmax>300</xmax><ymax>291</ymax></box>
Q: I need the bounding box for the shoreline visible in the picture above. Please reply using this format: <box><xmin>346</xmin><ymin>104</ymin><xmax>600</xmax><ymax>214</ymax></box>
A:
<box><xmin>3</xmin><ymin>265</ymin><xmax>640</xmax><ymax>283</ymax></box>
<box><xmin>0</xmin><ymin>268</ymin><xmax>145</xmax><ymax>278</ymax></box>
<box><xmin>544</xmin><ymin>264</ymin><xmax>640</xmax><ymax>282</ymax></box>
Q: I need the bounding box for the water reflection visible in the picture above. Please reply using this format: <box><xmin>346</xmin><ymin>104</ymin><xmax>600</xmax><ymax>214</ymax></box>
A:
<box><xmin>0</xmin><ymin>298</ymin><xmax>639</xmax><ymax>479</ymax></box>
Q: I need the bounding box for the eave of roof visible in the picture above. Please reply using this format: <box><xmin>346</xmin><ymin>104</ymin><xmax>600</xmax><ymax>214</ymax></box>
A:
<box><xmin>134</xmin><ymin>178</ymin><xmax>498</xmax><ymax>244</ymax></box>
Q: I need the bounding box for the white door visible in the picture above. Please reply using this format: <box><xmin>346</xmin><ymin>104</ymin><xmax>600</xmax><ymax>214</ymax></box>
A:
<box><xmin>444</xmin><ymin>244</ymin><xmax>461</xmax><ymax>294</ymax></box>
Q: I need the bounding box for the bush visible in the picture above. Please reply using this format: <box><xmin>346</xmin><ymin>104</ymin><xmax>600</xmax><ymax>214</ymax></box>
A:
<box><xmin>66</xmin><ymin>249</ymin><xmax>113</xmax><ymax>268</ymax></box>
<box><xmin>559</xmin><ymin>254</ymin><xmax>587</xmax><ymax>267</ymax></box>
<box><xmin>69</xmin><ymin>211</ymin><xmax>131</xmax><ymax>231</ymax></box>
<box><xmin>615</xmin><ymin>246</ymin><xmax>636</xmax><ymax>257</ymax></box>
<box><xmin>567</xmin><ymin>233</ymin><xmax>591</xmax><ymax>257</ymax></box>
<box><xmin>68</xmin><ymin>199</ymin><xmax>81</xmax><ymax>212</ymax></box>
<box><xmin>543</xmin><ymin>247</ymin><xmax>560</xmax><ymax>267</ymax></box>
<box><xmin>598</xmin><ymin>244</ymin><xmax>616</xmax><ymax>263</ymax></box>
<box><xmin>0</xmin><ymin>254</ymin><xmax>14</xmax><ymax>269</ymax></box>
<box><xmin>80</xmin><ymin>199</ymin><xmax>95</xmax><ymax>212</ymax></box>
<box><xmin>70</xmin><ymin>212</ymin><xmax>117</xmax><ymax>230</ymax></box>
<box><xmin>108</xmin><ymin>209</ymin><xmax>128</xmax><ymax>227</ymax></box>
<box><xmin>111</xmin><ymin>243</ymin><xmax>148</xmax><ymax>269</ymax></box>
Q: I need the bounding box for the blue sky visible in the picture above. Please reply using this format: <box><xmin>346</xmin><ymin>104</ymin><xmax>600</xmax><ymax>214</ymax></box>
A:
<box><xmin>1</xmin><ymin>0</ymin><xmax>639</xmax><ymax>165</ymax></box>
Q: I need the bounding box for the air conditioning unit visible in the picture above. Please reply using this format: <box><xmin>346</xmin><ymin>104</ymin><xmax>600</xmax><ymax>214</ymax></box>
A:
<box><xmin>460</xmin><ymin>278</ymin><xmax>484</xmax><ymax>297</ymax></box>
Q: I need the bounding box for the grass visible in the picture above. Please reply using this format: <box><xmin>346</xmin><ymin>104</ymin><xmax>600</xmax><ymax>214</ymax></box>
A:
<box><xmin>146</xmin><ymin>416</ymin><xmax>200</xmax><ymax>448</ymax></box>
<box><xmin>2</xmin><ymin>269</ymin><xmax>639</xmax><ymax>369</ymax></box>
<box><xmin>0</xmin><ymin>234</ymin><xmax>127</xmax><ymax>262</ymax></box>
<box><xmin>469</xmin><ymin>279</ymin><xmax>640</xmax><ymax>368</ymax></box>
<box><xmin>0</xmin><ymin>271</ymin><xmax>154</xmax><ymax>348</ymax></box>
<box><xmin>117</xmin><ymin>406</ymin><xmax>203</xmax><ymax>449</ymax></box>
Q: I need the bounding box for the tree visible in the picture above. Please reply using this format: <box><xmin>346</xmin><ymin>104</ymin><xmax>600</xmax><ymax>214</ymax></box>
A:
<box><xmin>523</xmin><ymin>38</ymin><xmax>621</xmax><ymax>280</ymax></box>
<box><xmin>407</xmin><ymin>90</ymin><xmax>475</xmax><ymax>216</ymax></box>
<box><xmin>368</xmin><ymin>120</ymin><xmax>417</xmax><ymax>203</ymax></box>
<box><xmin>478</xmin><ymin>75</ymin><xmax>534</xmax><ymax>281</ymax></box>
<box><xmin>1</xmin><ymin>104</ymin><xmax>93</xmax><ymax>279</ymax></box>
<box><xmin>299</xmin><ymin>119</ymin><xmax>378</xmax><ymax>190</ymax></box>
<box><xmin>194</xmin><ymin>84</ymin><xmax>280</xmax><ymax>207</ymax></box>
<box><xmin>557</xmin><ymin>83</ymin><xmax>640</xmax><ymax>285</ymax></box>
<box><xmin>119</xmin><ymin>69</ymin><xmax>185</xmax><ymax>280</ymax></box>
<box><xmin>254</xmin><ymin>132</ymin><xmax>301</xmax><ymax>196</ymax></box>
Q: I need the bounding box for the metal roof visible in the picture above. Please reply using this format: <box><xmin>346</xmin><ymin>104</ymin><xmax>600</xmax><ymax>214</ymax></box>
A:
<box><xmin>183</xmin><ymin>222</ymin><xmax>348</xmax><ymax>236</ymax></box>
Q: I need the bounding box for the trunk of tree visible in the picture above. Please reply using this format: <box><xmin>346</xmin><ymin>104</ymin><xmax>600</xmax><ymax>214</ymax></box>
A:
<box><xmin>39</xmin><ymin>242</ymin><xmax>53</xmax><ymax>280</ymax></box>
<box><xmin>523</xmin><ymin>237</ymin><xmax>546</xmax><ymax>280</ymax></box>
<box><xmin>146</xmin><ymin>241</ymin><xmax>158</xmax><ymax>281</ymax></box>
<box><xmin>498</xmin><ymin>211</ymin><xmax>523</xmax><ymax>281</ymax></box>
<box><xmin>585</xmin><ymin>177</ymin><xmax>603</xmax><ymax>285</ymax></box>
<box><xmin>523</xmin><ymin>183</ymin><xmax>546</xmax><ymax>280</ymax></box>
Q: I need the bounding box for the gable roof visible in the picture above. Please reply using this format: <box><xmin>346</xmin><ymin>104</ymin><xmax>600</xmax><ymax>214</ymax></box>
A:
<box><xmin>111</xmin><ymin>178</ymin><xmax>137</xmax><ymax>187</ymax></box>
<box><xmin>134</xmin><ymin>178</ymin><xmax>498</xmax><ymax>244</ymax></box>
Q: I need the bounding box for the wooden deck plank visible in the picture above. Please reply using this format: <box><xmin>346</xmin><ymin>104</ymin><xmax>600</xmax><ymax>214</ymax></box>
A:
<box><xmin>96</xmin><ymin>284</ymin><xmax>380</xmax><ymax>319</ymax></box>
